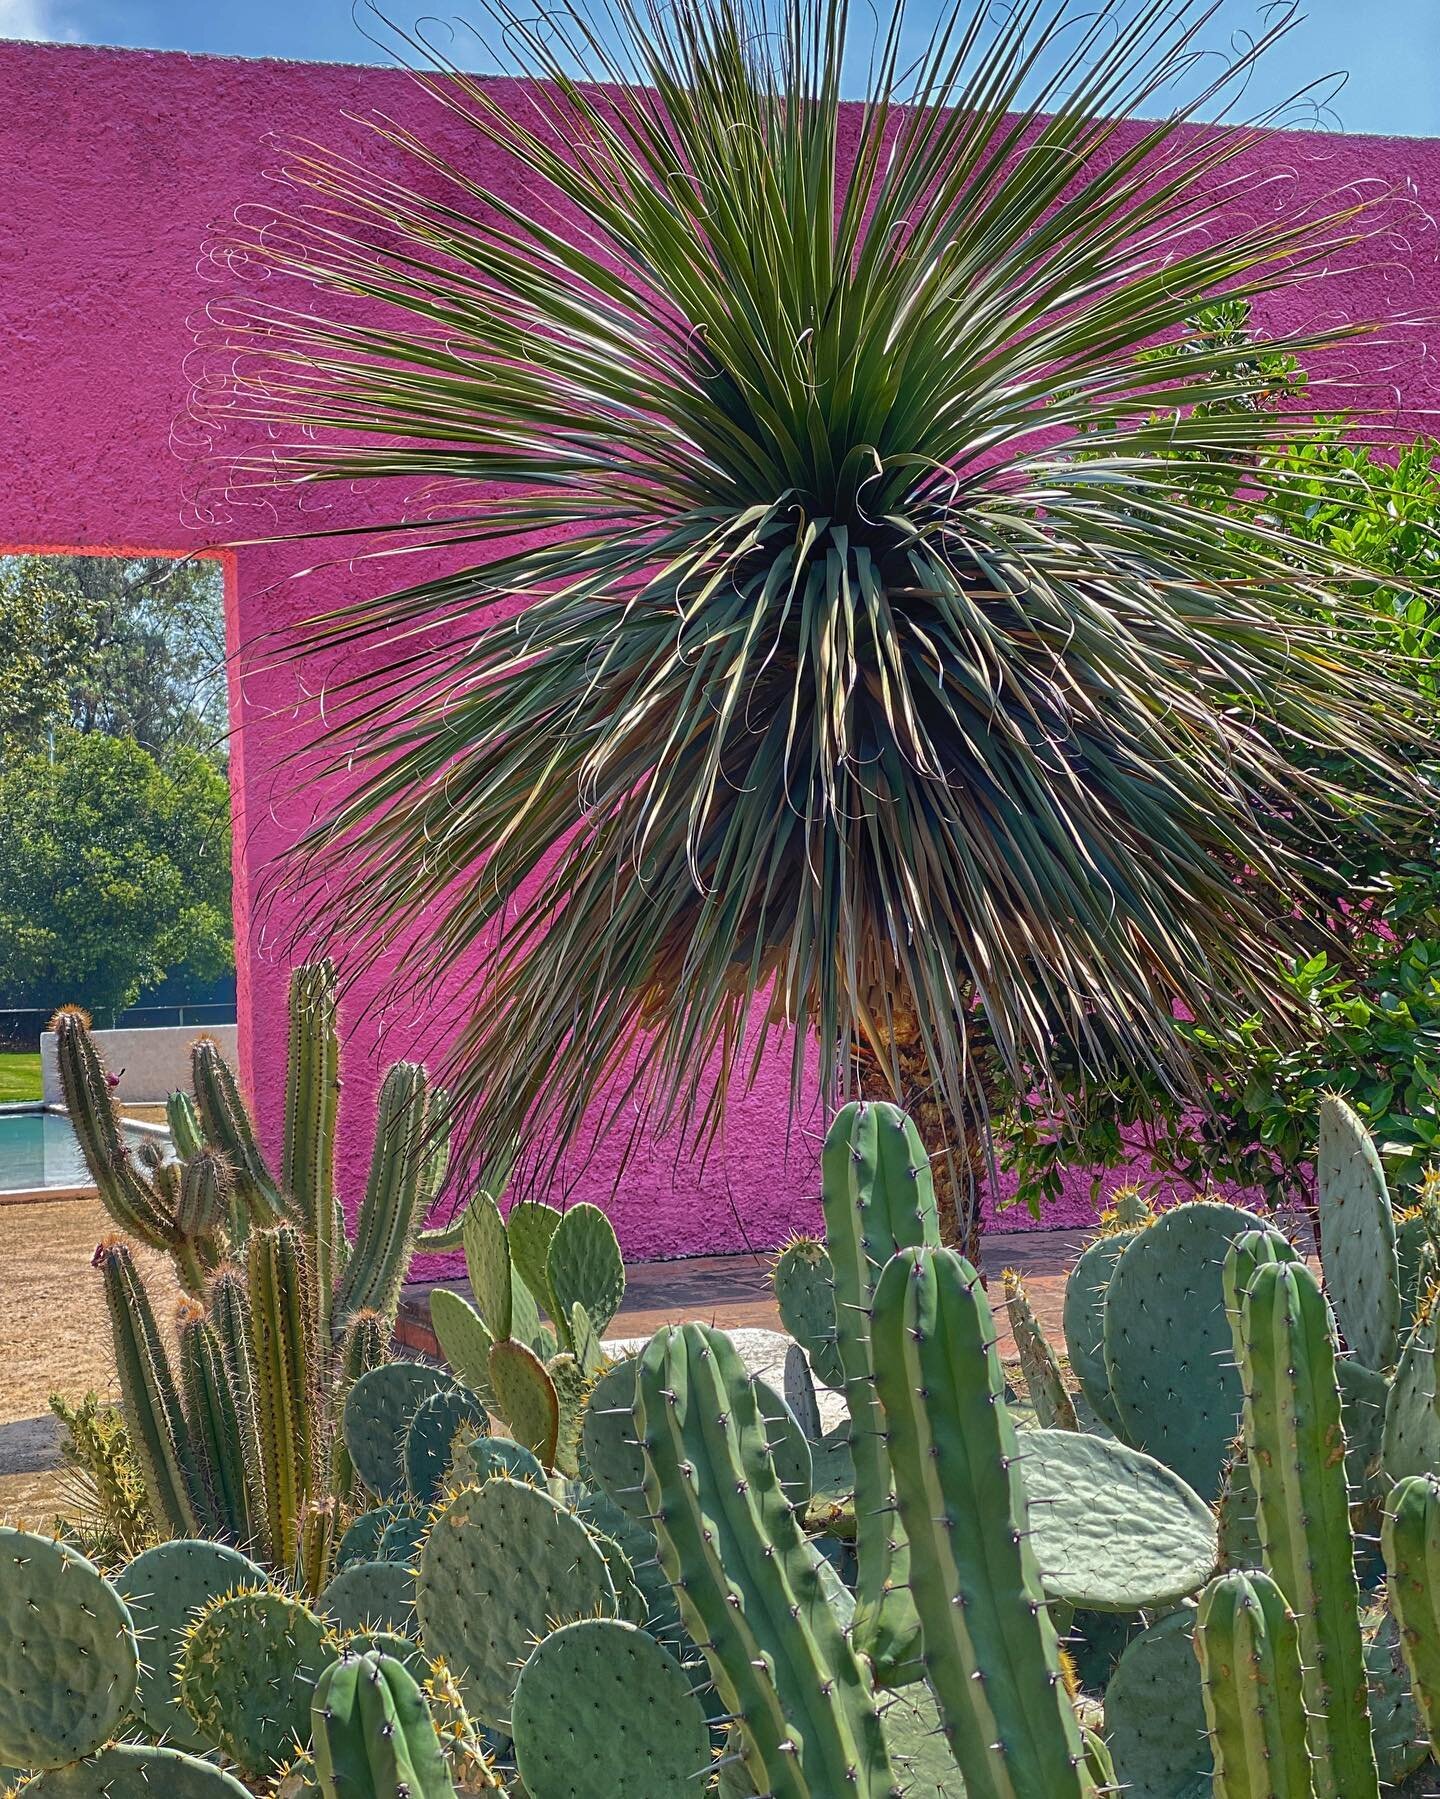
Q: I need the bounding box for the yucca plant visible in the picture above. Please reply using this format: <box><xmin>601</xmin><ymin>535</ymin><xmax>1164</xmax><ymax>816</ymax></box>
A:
<box><xmin>207</xmin><ymin>0</ymin><xmax>1429</xmax><ymax>1243</ymax></box>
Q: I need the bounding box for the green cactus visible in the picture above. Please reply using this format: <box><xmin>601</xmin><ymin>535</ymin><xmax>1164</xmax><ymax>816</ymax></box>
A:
<box><xmin>191</xmin><ymin>1031</ymin><xmax>288</xmax><ymax>1224</ymax></box>
<box><xmin>820</xmin><ymin>1098</ymin><xmax>936</xmax><ymax>1686</ymax></box>
<box><xmin>416</xmin><ymin>1476</ymin><xmax>617</xmax><ymax>1727</ymax></box>
<box><xmin>114</xmin><ymin>1538</ymin><xmax>267</xmax><ymax>1750</ymax></box>
<box><xmin>1195</xmin><ymin>1569</ymin><xmax>1311</xmax><ymax>1798</ymax></box>
<box><xmin>1317</xmin><ymin>1093</ymin><xmax>1400</xmax><ymax>1371</ymax></box>
<box><xmin>404</xmin><ymin>1384</ymin><xmax>490</xmax><ymax>1503</ymax></box>
<box><xmin>283</xmin><ymin>961</ymin><xmax>342</xmax><ymax>1330</ymax></box>
<box><xmin>1382</xmin><ymin>1472</ymin><xmax>1440</xmax><ymax>1752</ymax></box>
<box><xmin>1003</xmin><ymin>1266</ymin><xmax>1078</xmax><ymax>1430</ymax></box>
<box><xmin>428</xmin><ymin>1287</ymin><xmax>497</xmax><ymax>1401</ymax></box>
<box><xmin>634</xmin><ymin>1319</ymin><xmax>894</xmax><ymax>1798</ymax></box>
<box><xmin>93</xmin><ymin>1237</ymin><xmax>204</xmax><ymax>1537</ymax></box>
<box><xmin>24</xmin><ymin>1744</ymin><xmax>253</xmax><ymax>1795</ymax></box>
<box><xmin>1237</xmin><ymin>1258</ymin><xmax>1379</xmax><ymax>1799</ymax></box>
<box><xmin>54</xmin><ymin>1010</ymin><xmax>221</xmax><ymax>1294</ymax></box>
<box><xmin>1104</xmin><ymin>1608</ymin><xmax>1212</xmax><ymax>1797</ymax></box>
<box><xmin>1061</xmin><ymin>1228</ymin><xmax>1134</xmax><ymax>1435</ymax></box>
<box><xmin>511</xmin><ymin>1619</ymin><xmax>710</xmax><ymax>1799</ymax></box>
<box><xmin>248</xmin><ymin>1223</ymin><xmax>319</xmax><ymax>1564</ymax></box>
<box><xmin>177</xmin><ymin>1585</ymin><xmax>338</xmax><ymax>1780</ymax></box>
<box><xmin>772</xmin><ymin>1234</ymin><xmax>845</xmax><ymax>1390</ymax></box>
<box><xmin>488</xmin><ymin>1338</ymin><xmax>560</xmax><ymax>1467</ymax></box>
<box><xmin>870</xmin><ymin>1246</ymin><xmax>1090</xmax><ymax>1798</ymax></box>
<box><xmin>546</xmin><ymin>1202</ymin><xmax>625</xmax><ymax>1339</ymax></box>
<box><xmin>175</xmin><ymin>1301</ymin><xmax>249</xmax><ymax>1543</ymax></box>
<box><xmin>320</xmin><ymin>1559</ymin><xmax>420</xmax><ymax>1636</ymax></box>
<box><xmin>332</xmin><ymin>1061</ymin><xmax>432</xmax><ymax>1332</ymax></box>
<box><xmin>312</xmin><ymin>1650</ymin><xmax>457</xmax><ymax>1799</ymax></box>
<box><xmin>343</xmin><ymin>1361</ymin><xmax>454</xmax><ymax>1499</ymax></box>
<box><xmin>0</xmin><ymin>1528</ymin><xmax>140</xmax><ymax>1770</ymax></box>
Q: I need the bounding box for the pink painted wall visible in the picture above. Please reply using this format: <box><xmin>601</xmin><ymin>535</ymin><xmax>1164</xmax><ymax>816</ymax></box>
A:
<box><xmin>3</xmin><ymin>40</ymin><xmax>1438</xmax><ymax>1256</ymax></box>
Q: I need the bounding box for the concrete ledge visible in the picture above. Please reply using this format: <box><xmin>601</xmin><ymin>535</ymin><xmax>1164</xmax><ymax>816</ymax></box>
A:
<box><xmin>41</xmin><ymin>1023</ymin><xmax>238</xmax><ymax>1105</ymax></box>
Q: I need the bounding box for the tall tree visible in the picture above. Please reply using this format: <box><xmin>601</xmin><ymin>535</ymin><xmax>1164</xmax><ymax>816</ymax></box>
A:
<box><xmin>206</xmin><ymin>0</ymin><xmax>1430</xmax><ymax>1237</ymax></box>
<box><xmin>0</xmin><ymin>555</ymin><xmax>227</xmax><ymax>761</ymax></box>
<box><xmin>0</xmin><ymin>732</ymin><xmax>233</xmax><ymax>1016</ymax></box>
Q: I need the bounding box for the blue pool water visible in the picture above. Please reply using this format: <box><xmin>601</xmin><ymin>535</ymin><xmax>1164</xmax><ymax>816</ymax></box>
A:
<box><xmin>0</xmin><ymin>1109</ymin><xmax>158</xmax><ymax>1194</ymax></box>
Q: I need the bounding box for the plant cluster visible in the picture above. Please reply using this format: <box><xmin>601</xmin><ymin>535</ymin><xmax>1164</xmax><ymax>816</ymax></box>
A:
<box><xmin>9</xmin><ymin>1092</ymin><xmax>1440</xmax><ymax>1795</ymax></box>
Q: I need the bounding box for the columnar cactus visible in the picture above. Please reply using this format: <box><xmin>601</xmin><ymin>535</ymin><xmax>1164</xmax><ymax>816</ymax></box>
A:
<box><xmin>1195</xmin><ymin>1569</ymin><xmax>1311</xmax><ymax>1798</ymax></box>
<box><xmin>1235</xmin><ymin>1257</ymin><xmax>1379</xmax><ymax>1799</ymax></box>
<box><xmin>248</xmin><ymin>1223</ymin><xmax>319</xmax><ymax>1569</ymax></box>
<box><xmin>1003</xmin><ymin>1266</ymin><xmax>1078</xmax><ymax>1430</ymax></box>
<box><xmin>312</xmin><ymin>1650</ymin><xmax>457</xmax><ymax>1799</ymax></box>
<box><xmin>635</xmin><ymin>1320</ymin><xmax>894</xmax><ymax>1797</ymax></box>
<box><xmin>819</xmin><ymin>1099</ymin><xmax>937</xmax><ymax>1685</ymax></box>
<box><xmin>1382</xmin><ymin>1472</ymin><xmax>1440</xmax><ymax>1752</ymax></box>
<box><xmin>870</xmin><ymin>1246</ymin><xmax>1091</xmax><ymax>1799</ymax></box>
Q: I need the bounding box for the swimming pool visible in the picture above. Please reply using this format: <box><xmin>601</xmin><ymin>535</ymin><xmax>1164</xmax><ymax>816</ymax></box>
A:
<box><xmin>0</xmin><ymin>1107</ymin><xmax>162</xmax><ymax>1195</ymax></box>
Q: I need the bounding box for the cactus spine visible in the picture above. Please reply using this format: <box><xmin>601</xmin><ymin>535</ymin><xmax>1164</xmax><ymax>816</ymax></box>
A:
<box><xmin>1236</xmin><ymin>1258</ymin><xmax>1378</xmax><ymax>1799</ymax></box>
<box><xmin>283</xmin><ymin>962</ymin><xmax>342</xmax><ymax>1345</ymax></box>
<box><xmin>1382</xmin><ymin>1472</ymin><xmax>1440</xmax><ymax>1752</ymax></box>
<box><xmin>332</xmin><ymin>1061</ymin><xmax>430</xmax><ymax>1331</ymax></box>
<box><xmin>820</xmin><ymin>1099</ymin><xmax>935</xmax><ymax>1684</ymax></box>
<box><xmin>176</xmin><ymin>1303</ymin><xmax>249</xmax><ymax>1543</ymax></box>
<box><xmin>635</xmin><ymin>1321</ymin><xmax>894</xmax><ymax>1798</ymax></box>
<box><xmin>870</xmin><ymin>1246</ymin><xmax>1091</xmax><ymax>1799</ymax></box>
<box><xmin>1196</xmin><ymin>1569</ymin><xmax>1312</xmax><ymax>1798</ymax></box>
<box><xmin>248</xmin><ymin>1224</ymin><xmax>318</xmax><ymax>1565</ymax></box>
<box><xmin>191</xmin><ymin>1034</ymin><xmax>286</xmax><ymax>1225</ymax></box>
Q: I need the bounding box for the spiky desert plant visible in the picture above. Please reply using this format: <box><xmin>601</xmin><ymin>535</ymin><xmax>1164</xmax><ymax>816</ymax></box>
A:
<box><xmin>203</xmin><ymin>0</ymin><xmax>1426</xmax><ymax>1204</ymax></box>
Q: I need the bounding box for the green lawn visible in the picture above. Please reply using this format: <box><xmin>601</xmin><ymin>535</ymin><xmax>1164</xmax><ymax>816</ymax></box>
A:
<box><xmin>0</xmin><ymin>1051</ymin><xmax>41</xmax><ymax>1102</ymax></box>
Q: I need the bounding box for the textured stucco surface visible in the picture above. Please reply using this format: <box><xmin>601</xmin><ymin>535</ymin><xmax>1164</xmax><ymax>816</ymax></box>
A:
<box><xmin>2</xmin><ymin>40</ymin><xmax>1438</xmax><ymax>1255</ymax></box>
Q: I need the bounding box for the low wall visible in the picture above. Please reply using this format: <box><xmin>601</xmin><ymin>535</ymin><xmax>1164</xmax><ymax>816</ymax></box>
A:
<box><xmin>40</xmin><ymin>1024</ymin><xmax>239</xmax><ymax>1107</ymax></box>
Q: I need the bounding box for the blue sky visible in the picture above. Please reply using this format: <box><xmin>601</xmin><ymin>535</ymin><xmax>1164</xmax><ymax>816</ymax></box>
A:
<box><xmin>3</xmin><ymin>0</ymin><xmax>1438</xmax><ymax>138</ymax></box>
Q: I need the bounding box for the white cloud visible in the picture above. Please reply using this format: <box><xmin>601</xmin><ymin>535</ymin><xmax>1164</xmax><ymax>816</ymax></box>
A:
<box><xmin>0</xmin><ymin>0</ymin><xmax>69</xmax><ymax>41</ymax></box>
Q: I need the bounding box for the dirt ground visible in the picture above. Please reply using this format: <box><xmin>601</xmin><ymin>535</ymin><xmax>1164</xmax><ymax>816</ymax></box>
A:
<box><xmin>0</xmin><ymin>1192</ymin><xmax>181</xmax><ymax>1521</ymax></box>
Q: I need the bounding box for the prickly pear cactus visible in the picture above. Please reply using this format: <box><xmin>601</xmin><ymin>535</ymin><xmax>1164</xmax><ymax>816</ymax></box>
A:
<box><xmin>1317</xmin><ymin>1094</ymin><xmax>1400</xmax><ymax>1371</ymax></box>
<box><xmin>511</xmin><ymin>1619</ymin><xmax>710</xmax><ymax>1799</ymax></box>
<box><xmin>24</xmin><ymin>1745</ymin><xmax>252</xmax><ymax>1796</ymax></box>
<box><xmin>453</xmin><ymin>1431</ymin><xmax>546</xmax><ymax>1487</ymax></box>
<box><xmin>320</xmin><ymin>1559</ymin><xmax>420</xmax><ymax>1637</ymax></box>
<box><xmin>1103</xmin><ymin>1200</ymin><xmax>1264</xmax><ymax>1497</ymax></box>
<box><xmin>546</xmin><ymin>1203</ymin><xmax>626</xmax><ymax>1338</ymax></box>
<box><xmin>487</xmin><ymin>1338</ymin><xmax>559</xmax><ymax>1467</ymax></box>
<box><xmin>1018</xmin><ymin>1426</ymin><xmax>1218</xmax><ymax>1611</ymax></box>
<box><xmin>0</xmin><ymin>1528</ymin><xmax>140</xmax><ymax>1770</ymax></box>
<box><xmin>1104</xmin><ymin>1609</ymin><xmax>1212</xmax><ymax>1799</ymax></box>
<box><xmin>335</xmin><ymin>1505</ymin><xmax>398</xmax><ymax>1571</ymax></box>
<box><xmin>344</xmin><ymin>1361</ymin><xmax>454</xmax><ymax>1499</ymax></box>
<box><xmin>312</xmin><ymin>1649</ymin><xmax>456</xmax><ymax>1799</ymax></box>
<box><xmin>177</xmin><ymin>1587</ymin><xmax>338</xmax><ymax>1780</ymax></box>
<box><xmin>416</xmin><ymin>1476</ymin><xmax>617</xmax><ymax>1727</ymax></box>
<box><xmin>428</xmin><ymin>1288</ymin><xmax>496</xmax><ymax>1402</ymax></box>
<box><xmin>404</xmin><ymin>1385</ymin><xmax>490</xmax><ymax>1503</ymax></box>
<box><xmin>1061</xmin><ymin>1229</ymin><xmax>1133</xmax><ymax>1436</ymax></box>
<box><xmin>113</xmin><ymin>1538</ymin><xmax>266</xmax><ymax>1750</ymax></box>
<box><xmin>1383</xmin><ymin>1472</ymin><xmax>1440</xmax><ymax>1750</ymax></box>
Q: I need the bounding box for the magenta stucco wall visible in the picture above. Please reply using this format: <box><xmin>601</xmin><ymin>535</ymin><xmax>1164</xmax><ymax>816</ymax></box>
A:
<box><xmin>3</xmin><ymin>40</ymin><xmax>1438</xmax><ymax>1256</ymax></box>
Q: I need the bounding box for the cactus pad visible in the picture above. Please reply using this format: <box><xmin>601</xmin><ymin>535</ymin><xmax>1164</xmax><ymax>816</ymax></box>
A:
<box><xmin>429</xmin><ymin>1287</ymin><xmax>496</xmax><ymax>1400</ymax></box>
<box><xmin>344</xmin><ymin>1361</ymin><xmax>454</xmax><ymax>1499</ymax></box>
<box><xmin>546</xmin><ymin>1203</ymin><xmax>626</xmax><ymax>1338</ymax></box>
<box><xmin>177</xmin><ymin>1587</ymin><xmax>337</xmax><ymax>1780</ymax></box>
<box><xmin>336</xmin><ymin>1505</ymin><xmax>398</xmax><ymax>1570</ymax></box>
<box><xmin>416</xmin><ymin>1475</ymin><xmax>617</xmax><ymax>1726</ymax></box>
<box><xmin>1103</xmin><ymin>1200</ymin><xmax>1263</xmax><ymax>1497</ymax></box>
<box><xmin>1317</xmin><ymin>1094</ymin><xmax>1400</xmax><ymax>1371</ymax></box>
<box><xmin>1104</xmin><ymin>1609</ymin><xmax>1212</xmax><ymax>1798</ymax></box>
<box><xmin>321</xmin><ymin>1559</ymin><xmax>419</xmax><ymax>1636</ymax></box>
<box><xmin>772</xmin><ymin>1234</ymin><xmax>844</xmax><ymax>1390</ymax></box>
<box><xmin>0</xmin><ymin>1527</ymin><xmax>140</xmax><ymax>1770</ymax></box>
<box><xmin>404</xmin><ymin>1385</ymin><xmax>490</xmax><ymax>1502</ymax></box>
<box><xmin>1061</xmin><ymin>1230</ymin><xmax>1133</xmax><ymax>1435</ymax></box>
<box><xmin>1019</xmin><ymin>1427</ymin><xmax>1218</xmax><ymax>1610</ymax></box>
<box><xmin>574</xmin><ymin>1484</ymin><xmax>683</xmax><ymax>1643</ymax></box>
<box><xmin>488</xmin><ymin>1337</ymin><xmax>559</xmax><ymax>1466</ymax></box>
<box><xmin>25</xmin><ymin>1745</ymin><xmax>251</xmax><ymax>1796</ymax></box>
<box><xmin>113</xmin><ymin>1539</ymin><xmax>266</xmax><ymax>1750</ymax></box>
<box><xmin>511</xmin><ymin>1618</ymin><xmax>709</xmax><ymax>1798</ymax></box>
<box><xmin>453</xmin><ymin>1431</ymin><xmax>546</xmax><ymax>1486</ymax></box>
<box><xmin>377</xmin><ymin>1508</ymin><xmax>430</xmax><ymax>1566</ymax></box>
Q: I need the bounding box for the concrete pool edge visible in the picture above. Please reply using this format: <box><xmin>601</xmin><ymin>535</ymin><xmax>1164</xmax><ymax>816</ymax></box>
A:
<box><xmin>0</xmin><ymin>1102</ymin><xmax>171</xmax><ymax>1203</ymax></box>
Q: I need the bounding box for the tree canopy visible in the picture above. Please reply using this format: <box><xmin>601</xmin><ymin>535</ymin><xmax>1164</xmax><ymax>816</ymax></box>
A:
<box><xmin>0</xmin><ymin>731</ymin><xmax>233</xmax><ymax>1016</ymax></box>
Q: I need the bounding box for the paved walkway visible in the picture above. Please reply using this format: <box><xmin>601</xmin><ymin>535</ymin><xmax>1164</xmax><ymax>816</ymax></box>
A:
<box><xmin>396</xmin><ymin>1227</ymin><xmax>1088</xmax><ymax>1362</ymax></box>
